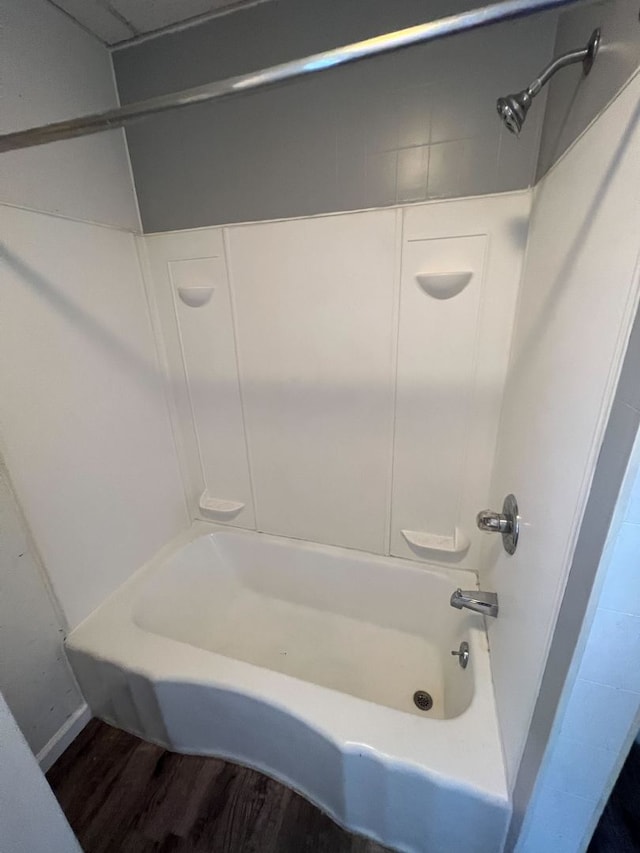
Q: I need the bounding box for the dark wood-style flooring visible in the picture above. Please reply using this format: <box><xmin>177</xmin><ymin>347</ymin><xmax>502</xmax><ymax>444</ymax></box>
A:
<box><xmin>47</xmin><ymin>719</ymin><xmax>394</xmax><ymax>853</ymax></box>
<box><xmin>589</xmin><ymin>738</ymin><xmax>640</xmax><ymax>853</ymax></box>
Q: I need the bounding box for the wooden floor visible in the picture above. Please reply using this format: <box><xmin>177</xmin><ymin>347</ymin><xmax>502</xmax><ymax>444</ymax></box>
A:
<box><xmin>48</xmin><ymin>720</ymin><xmax>393</xmax><ymax>853</ymax></box>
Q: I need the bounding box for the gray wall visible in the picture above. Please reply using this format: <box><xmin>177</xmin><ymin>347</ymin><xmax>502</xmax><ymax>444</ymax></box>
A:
<box><xmin>537</xmin><ymin>0</ymin><xmax>640</xmax><ymax>178</ymax></box>
<box><xmin>113</xmin><ymin>0</ymin><xmax>557</xmax><ymax>232</ymax></box>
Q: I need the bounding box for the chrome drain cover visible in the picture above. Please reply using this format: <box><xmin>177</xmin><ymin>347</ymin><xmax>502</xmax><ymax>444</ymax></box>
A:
<box><xmin>413</xmin><ymin>690</ymin><xmax>433</xmax><ymax>712</ymax></box>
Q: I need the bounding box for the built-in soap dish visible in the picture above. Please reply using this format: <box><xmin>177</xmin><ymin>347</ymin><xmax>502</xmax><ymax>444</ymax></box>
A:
<box><xmin>415</xmin><ymin>271</ymin><xmax>473</xmax><ymax>300</ymax></box>
<box><xmin>401</xmin><ymin>527</ymin><xmax>470</xmax><ymax>555</ymax></box>
<box><xmin>199</xmin><ymin>490</ymin><xmax>245</xmax><ymax>519</ymax></box>
<box><xmin>177</xmin><ymin>286</ymin><xmax>214</xmax><ymax>308</ymax></box>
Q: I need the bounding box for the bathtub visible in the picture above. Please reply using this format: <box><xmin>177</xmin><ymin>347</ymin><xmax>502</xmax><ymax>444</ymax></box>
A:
<box><xmin>66</xmin><ymin>523</ymin><xmax>509</xmax><ymax>852</ymax></box>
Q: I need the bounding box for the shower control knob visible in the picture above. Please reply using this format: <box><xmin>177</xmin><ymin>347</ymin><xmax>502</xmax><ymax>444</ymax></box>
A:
<box><xmin>476</xmin><ymin>494</ymin><xmax>519</xmax><ymax>555</ymax></box>
<box><xmin>476</xmin><ymin>510</ymin><xmax>510</xmax><ymax>533</ymax></box>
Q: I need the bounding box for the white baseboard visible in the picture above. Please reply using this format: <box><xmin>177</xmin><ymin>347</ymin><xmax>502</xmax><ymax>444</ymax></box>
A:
<box><xmin>37</xmin><ymin>703</ymin><xmax>91</xmax><ymax>773</ymax></box>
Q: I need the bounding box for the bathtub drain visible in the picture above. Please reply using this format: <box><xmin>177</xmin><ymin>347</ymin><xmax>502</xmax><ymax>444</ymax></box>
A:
<box><xmin>413</xmin><ymin>690</ymin><xmax>433</xmax><ymax>712</ymax></box>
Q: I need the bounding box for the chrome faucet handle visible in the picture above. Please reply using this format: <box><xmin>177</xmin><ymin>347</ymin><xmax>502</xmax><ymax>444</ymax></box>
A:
<box><xmin>476</xmin><ymin>493</ymin><xmax>519</xmax><ymax>555</ymax></box>
<box><xmin>476</xmin><ymin>509</ymin><xmax>510</xmax><ymax>533</ymax></box>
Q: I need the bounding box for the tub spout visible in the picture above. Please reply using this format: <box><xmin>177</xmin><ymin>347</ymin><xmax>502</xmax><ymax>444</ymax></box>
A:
<box><xmin>450</xmin><ymin>588</ymin><xmax>499</xmax><ymax>618</ymax></box>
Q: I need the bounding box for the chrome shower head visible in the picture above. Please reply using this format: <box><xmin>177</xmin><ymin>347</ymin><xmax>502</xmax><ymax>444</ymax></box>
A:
<box><xmin>497</xmin><ymin>28</ymin><xmax>600</xmax><ymax>136</ymax></box>
<box><xmin>496</xmin><ymin>91</ymin><xmax>532</xmax><ymax>137</ymax></box>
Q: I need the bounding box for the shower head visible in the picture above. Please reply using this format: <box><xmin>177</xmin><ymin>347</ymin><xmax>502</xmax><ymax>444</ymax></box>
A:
<box><xmin>497</xmin><ymin>28</ymin><xmax>600</xmax><ymax>136</ymax></box>
<box><xmin>496</xmin><ymin>91</ymin><xmax>532</xmax><ymax>136</ymax></box>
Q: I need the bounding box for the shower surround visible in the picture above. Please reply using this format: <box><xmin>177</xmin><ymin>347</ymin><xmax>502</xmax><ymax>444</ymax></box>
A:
<box><xmin>144</xmin><ymin>193</ymin><xmax>529</xmax><ymax>570</ymax></box>
<box><xmin>74</xmin><ymin>73</ymin><xmax>640</xmax><ymax>844</ymax></box>
<box><xmin>61</xmin><ymin>190</ymin><xmax>528</xmax><ymax>852</ymax></box>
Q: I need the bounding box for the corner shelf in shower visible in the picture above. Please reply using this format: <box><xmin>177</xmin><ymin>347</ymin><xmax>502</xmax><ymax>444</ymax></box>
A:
<box><xmin>401</xmin><ymin>527</ymin><xmax>470</xmax><ymax>555</ymax></box>
<box><xmin>199</xmin><ymin>490</ymin><xmax>245</xmax><ymax>519</ymax></box>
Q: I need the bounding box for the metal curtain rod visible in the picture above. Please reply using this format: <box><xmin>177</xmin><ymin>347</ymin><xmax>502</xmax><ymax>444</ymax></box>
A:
<box><xmin>0</xmin><ymin>0</ymin><xmax>584</xmax><ymax>153</ymax></box>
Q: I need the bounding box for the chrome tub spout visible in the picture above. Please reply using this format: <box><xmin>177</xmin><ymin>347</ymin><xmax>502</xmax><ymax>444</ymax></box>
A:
<box><xmin>450</xmin><ymin>588</ymin><xmax>499</xmax><ymax>617</ymax></box>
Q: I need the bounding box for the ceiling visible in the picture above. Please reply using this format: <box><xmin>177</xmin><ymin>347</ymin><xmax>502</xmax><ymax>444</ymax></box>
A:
<box><xmin>48</xmin><ymin>0</ymin><xmax>265</xmax><ymax>46</ymax></box>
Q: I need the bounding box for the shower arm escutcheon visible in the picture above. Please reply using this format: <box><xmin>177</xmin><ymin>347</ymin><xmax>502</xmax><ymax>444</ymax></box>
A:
<box><xmin>497</xmin><ymin>28</ymin><xmax>600</xmax><ymax>135</ymax></box>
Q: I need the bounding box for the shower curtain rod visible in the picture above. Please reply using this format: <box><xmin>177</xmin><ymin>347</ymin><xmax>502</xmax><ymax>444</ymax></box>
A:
<box><xmin>0</xmin><ymin>0</ymin><xmax>585</xmax><ymax>153</ymax></box>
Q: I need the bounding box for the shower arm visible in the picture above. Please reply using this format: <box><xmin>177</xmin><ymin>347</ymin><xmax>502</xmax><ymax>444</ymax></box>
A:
<box><xmin>528</xmin><ymin>37</ymin><xmax>597</xmax><ymax>97</ymax></box>
<box><xmin>0</xmin><ymin>0</ymin><xmax>588</xmax><ymax>153</ymax></box>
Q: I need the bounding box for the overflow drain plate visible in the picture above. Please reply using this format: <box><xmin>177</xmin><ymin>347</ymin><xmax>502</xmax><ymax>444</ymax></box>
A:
<box><xmin>413</xmin><ymin>690</ymin><xmax>433</xmax><ymax>712</ymax></box>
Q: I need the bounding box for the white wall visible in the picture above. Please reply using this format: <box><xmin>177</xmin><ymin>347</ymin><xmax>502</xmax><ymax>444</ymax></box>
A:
<box><xmin>0</xmin><ymin>0</ymin><xmax>139</xmax><ymax>230</ymax></box>
<box><xmin>0</xmin><ymin>458</ymin><xmax>84</xmax><ymax>759</ymax></box>
<box><xmin>0</xmin><ymin>691</ymin><xmax>82</xmax><ymax>853</ymax></box>
<box><xmin>481</xmin><ymin>69</ymin><xmax>640</xmax><ymax>790</ymax></box>
<box><xmin>0</xmin><ymin>0</ymin><xmax>187</xmax><ymax>764</ymax></box>
<box><xmin>0</xmin><ymin>205</ymin><xmax>188</xmax><ymax>628</ymax></box>
<box><xmin>517</xmin><ymin>389</ymin><xmax>640</xmax><ymax>851</ymax></box>
<box><xmin>145</xmin><ymin>194</ymin><xmax>528</xmax><ymax>566</ymax></box>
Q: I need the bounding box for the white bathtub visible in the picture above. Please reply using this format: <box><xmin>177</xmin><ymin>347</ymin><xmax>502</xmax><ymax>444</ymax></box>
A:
<box><xmin>66</xmin><ymin>523</ymin><xmax>509</xmax><ymax>852</ymax></box>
